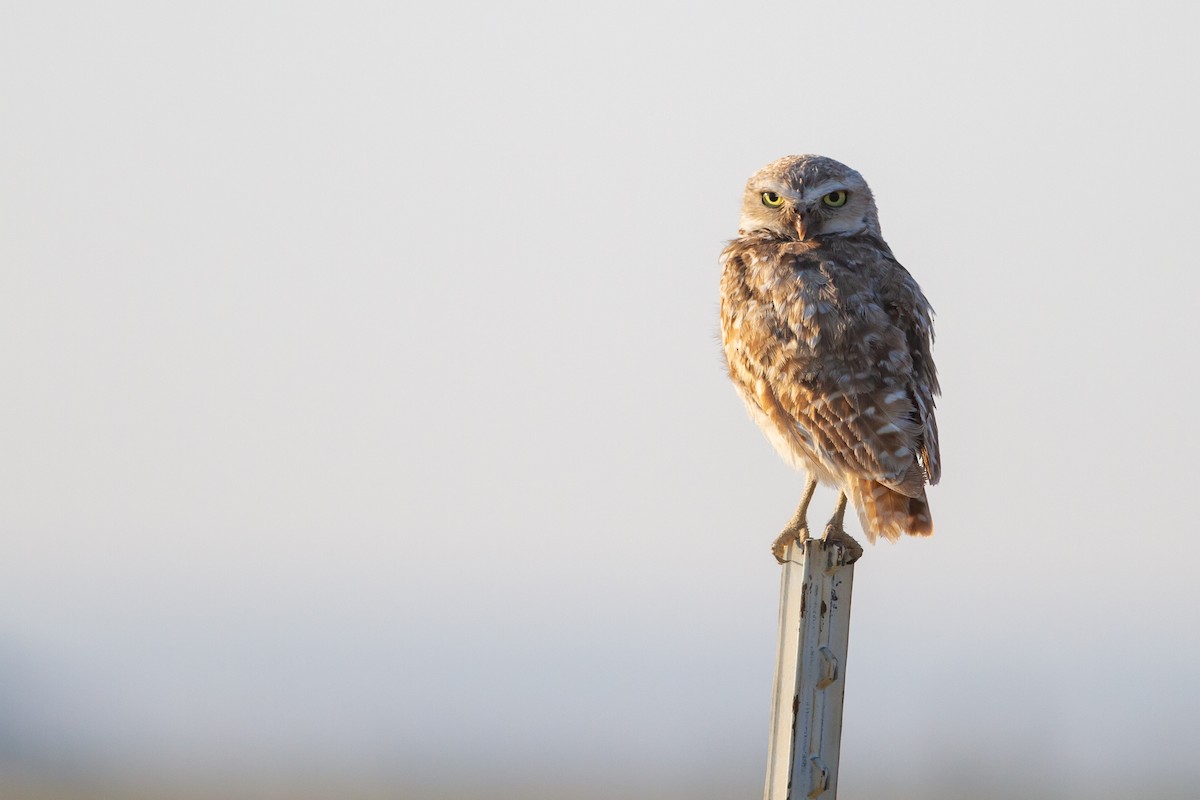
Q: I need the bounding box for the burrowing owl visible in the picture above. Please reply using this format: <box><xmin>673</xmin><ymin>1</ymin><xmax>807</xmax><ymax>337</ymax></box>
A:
<box><xmin>719</xmin><ymin>155</ymin><xmax>940</xmax><ymax>563</ymax></box>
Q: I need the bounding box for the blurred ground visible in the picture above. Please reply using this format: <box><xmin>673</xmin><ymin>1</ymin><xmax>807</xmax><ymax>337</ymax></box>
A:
<box><xmin>2</xmin><ymin>776</ymin><xmax>1199</xmax><ymax>800</ymax></box>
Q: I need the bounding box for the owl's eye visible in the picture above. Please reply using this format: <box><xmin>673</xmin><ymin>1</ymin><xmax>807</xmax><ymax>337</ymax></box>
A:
<box><xmin>761</xmin><ymin>192</ymin><xmax>784</xmax><ymax>208</ymax></box>
<box><xmin>822</xmin><ymin>190</ymin><xmax>848</xmax><ymax>208</ymax></box>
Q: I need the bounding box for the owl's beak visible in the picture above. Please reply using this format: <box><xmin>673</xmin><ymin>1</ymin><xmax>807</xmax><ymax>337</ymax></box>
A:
<box><xmin>794</xmin><ymin>213</ymin><xmax>811</xmax><ymax>241</ymax></box>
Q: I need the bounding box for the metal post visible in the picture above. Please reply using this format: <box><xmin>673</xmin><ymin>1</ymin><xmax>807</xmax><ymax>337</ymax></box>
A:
<box><xmin>763</xmin><ymin>538</ymin><xmax>856</xmax><ymax>800</ymax></box>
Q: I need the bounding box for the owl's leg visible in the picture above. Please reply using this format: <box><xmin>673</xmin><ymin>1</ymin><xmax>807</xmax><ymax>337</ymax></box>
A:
<box><xmin>821</xmin><ymin>492</ymin><xmax>864</xmax><ymax>564</ymax></box>
<box><xmin>771</xmin><ymin>474</ymin><xmax>818</xmax><ymax>563</ymax></box>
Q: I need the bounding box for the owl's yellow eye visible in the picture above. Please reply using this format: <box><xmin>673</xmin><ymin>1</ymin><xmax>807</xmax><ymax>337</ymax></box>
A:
<box><xmin>761</xmin><ymin>191</ymin><xmax>784</xmax><ymax>208</ymax></box>
<box><xmin>822</xmin><ymin>190</ymin><xmax>848</xmax><ymax>208</ymax></box>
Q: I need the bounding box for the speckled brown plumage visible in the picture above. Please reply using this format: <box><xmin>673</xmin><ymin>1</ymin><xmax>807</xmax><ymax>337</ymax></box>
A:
<box><xmin>719</xmin><ymin>155</ymin><xmax>940</xmax><ymax>561</ymax></box>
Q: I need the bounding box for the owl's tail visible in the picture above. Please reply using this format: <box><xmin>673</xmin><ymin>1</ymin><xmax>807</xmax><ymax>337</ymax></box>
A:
<box><xmin>847</xmin><ymin>478</ymin><xmax>934</xmax><ymax>543</ymax></box>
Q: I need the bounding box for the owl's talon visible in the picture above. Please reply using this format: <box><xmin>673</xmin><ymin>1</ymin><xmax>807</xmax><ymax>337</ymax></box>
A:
<box><xmin>820</xmin><ymin>525</ymin><xmax>863</xmax><ymax>565</ymax></box>
<box><xmin>771</xmin><ymin>525</ymin><xmax>809</xmax><ymax>564</ymax></box>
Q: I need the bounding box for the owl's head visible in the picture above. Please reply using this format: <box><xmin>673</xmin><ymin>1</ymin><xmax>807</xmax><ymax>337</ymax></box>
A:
<box><xmin>738</xmin><ymin>154</ymin><xmax>881</xmax><ymax>241</ymax></box>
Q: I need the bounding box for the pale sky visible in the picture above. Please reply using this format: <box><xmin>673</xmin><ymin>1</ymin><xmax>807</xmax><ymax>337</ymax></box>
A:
<box><xmin>2</xmin><ymin>2</ymin><xmax>1198</xmax><ymax>797</ymax></box>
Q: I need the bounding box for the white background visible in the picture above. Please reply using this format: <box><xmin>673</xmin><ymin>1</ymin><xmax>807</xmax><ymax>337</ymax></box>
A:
<box><xmin>3</xmin><ymin>2</ymin><xmax>1198</xmax><ymax>797</ymax></box>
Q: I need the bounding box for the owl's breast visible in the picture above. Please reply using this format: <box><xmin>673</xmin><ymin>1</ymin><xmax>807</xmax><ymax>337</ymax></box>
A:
<box><xmin>720</xmin><ymin>240</ymin><xmax>911</xmax><ymax>391</ymax></box>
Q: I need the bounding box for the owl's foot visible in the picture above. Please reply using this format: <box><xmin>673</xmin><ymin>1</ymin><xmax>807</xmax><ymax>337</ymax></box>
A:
<box><xmin>771</xmin><ymin>524</ymin><xmax>809</xmax><ymax>564</ymax></box>
<box><xmin>820</xmin><ymin>490</ymin><xmax>863</xmax><ymax>565</ymax></box>
<box><xmin>772</xmin><ymin>474</ymin><xmax>819</xmax><ymax>564</ymax></box>
<box><xmin>820</xmin><ymin>523</ymin><xmax>863</xmax><ymax>565</ymax></box>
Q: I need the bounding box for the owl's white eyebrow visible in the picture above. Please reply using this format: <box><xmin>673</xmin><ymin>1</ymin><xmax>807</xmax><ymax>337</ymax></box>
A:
<box><xmin>759</xmin><ymin>181</ymin><xmax>802</xmax><ymax>201</ymax></box>
<box><xmin>805</xmin><ymin>180</ymin><xmax>851</xmax><ymax>199</ymax></box>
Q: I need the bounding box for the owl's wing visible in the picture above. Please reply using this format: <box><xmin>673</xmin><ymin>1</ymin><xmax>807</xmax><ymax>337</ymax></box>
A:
<box><xmin>759</xmin><ymin>254</ymin><xmax>933</xmax><ymax>497</ymax></box>
<box><xmin>788</xmin><ymin>377</ymin><xmax>929</xmax><ymax>498</ymax></box>
<box><xmin>879</xmin><ymin>260</ymin><xmax>941</xmax><ymax>485</ymax></box>
<box><xmin>779</xmin><ymin>256</ymin><xmax>938</xmax><ymax>496</ymax></box>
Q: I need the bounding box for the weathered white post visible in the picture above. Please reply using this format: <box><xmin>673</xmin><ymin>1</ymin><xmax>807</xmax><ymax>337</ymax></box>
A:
<box><xmin>763</xmin><ymin>538</ymin><xmax>856</xmax><ymax>800</ymax></box>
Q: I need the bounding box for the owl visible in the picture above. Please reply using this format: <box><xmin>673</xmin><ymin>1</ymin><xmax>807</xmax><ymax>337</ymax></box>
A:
<box><xmin>719</xmin><ymin>155</ymin><xmax>940</xmax><ymax>563</ymax></box>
